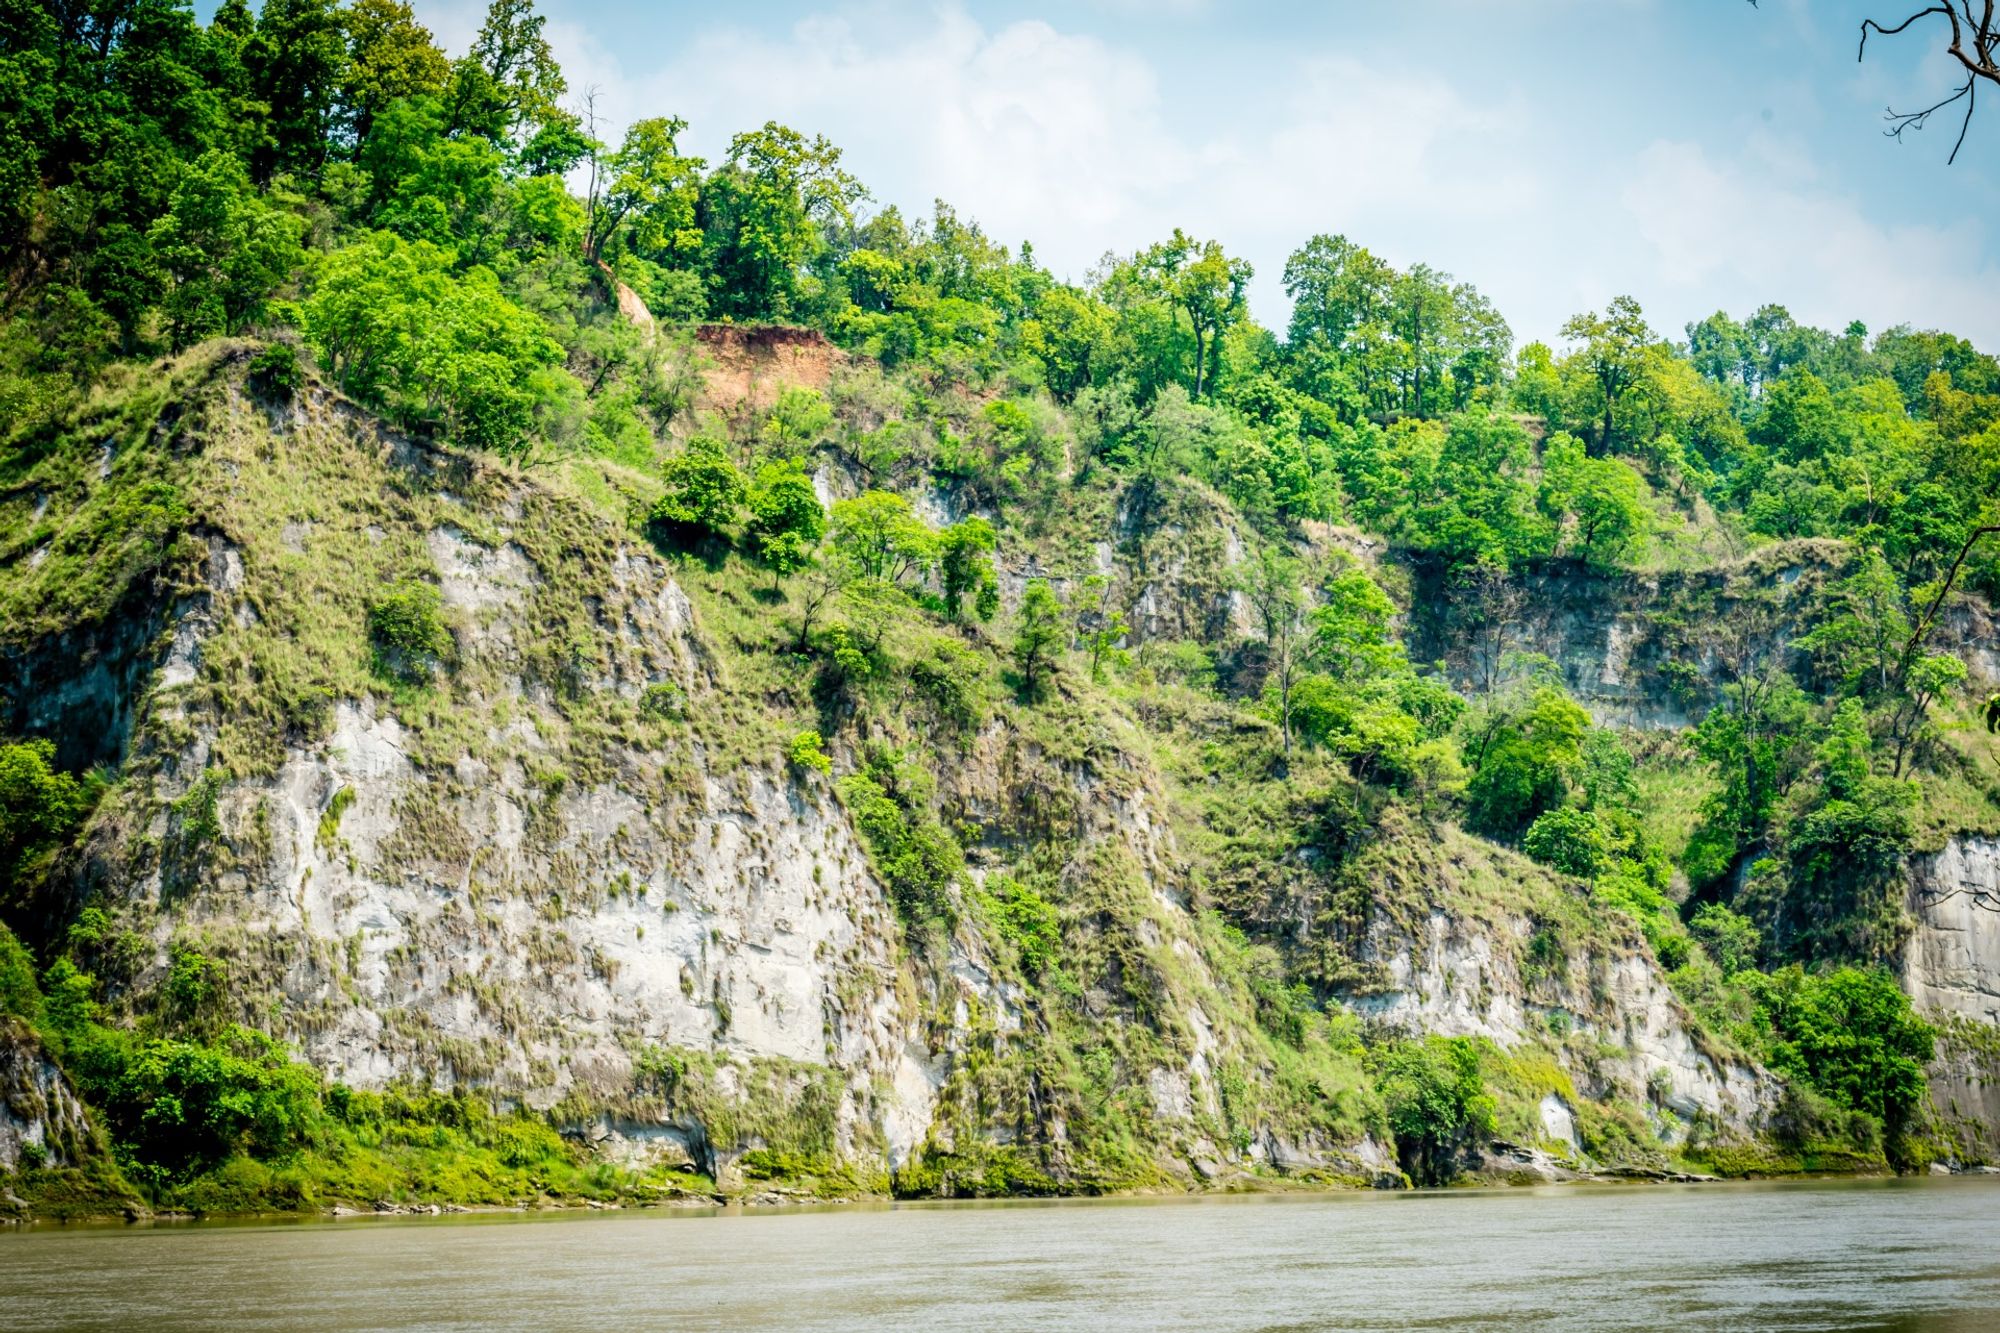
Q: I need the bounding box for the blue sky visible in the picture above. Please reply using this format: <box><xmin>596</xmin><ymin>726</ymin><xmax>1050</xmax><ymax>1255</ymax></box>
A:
<box><xmin>408</xmin><ymin>0</ymin><xmax>2000</xmax><ymax>349</ymax></box>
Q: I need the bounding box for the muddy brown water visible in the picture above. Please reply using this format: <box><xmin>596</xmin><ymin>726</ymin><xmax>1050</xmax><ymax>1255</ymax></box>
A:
<box><xmin>4</xmin><ymin>1176</ymin><xmax>1999</xmax><ymax>1330</ymax></box>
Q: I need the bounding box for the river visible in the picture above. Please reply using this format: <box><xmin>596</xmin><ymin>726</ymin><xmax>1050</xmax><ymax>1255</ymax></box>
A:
<box><xmin>4</xmin><ymin>1177</ymin><xmax>1999</xmax><ymax>1330</ymax></box>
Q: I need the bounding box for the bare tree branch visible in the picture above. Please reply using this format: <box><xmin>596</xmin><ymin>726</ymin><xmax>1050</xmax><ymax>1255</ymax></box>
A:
<box><xmin>1749</xmin><ymin>2</ymin><xmax>2000</xmax><ymax>160</ymax></box>
<box><xmin>1848</xmin><ymin>3</ymin><xmax>2000</xmax><ymax>162</ymax></box>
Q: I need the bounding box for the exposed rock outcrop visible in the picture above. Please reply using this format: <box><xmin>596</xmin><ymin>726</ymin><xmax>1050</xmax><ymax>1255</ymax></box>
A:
<box><xmin>1904</xmin><ymin>836</ymin><xmax>2000</xmax><ymax>1159</ymax></box>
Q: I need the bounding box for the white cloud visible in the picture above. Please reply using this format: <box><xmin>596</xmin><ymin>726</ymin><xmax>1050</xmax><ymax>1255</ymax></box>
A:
<box><xmin>524</xmin><ymin>1</ymin><xmax>1997</xmax><ymax>349</ymax></box>
<box><xmin>1619</xmin><ymin>138</ymin><xmax>2000</xmax><ymax>345</ymax></box>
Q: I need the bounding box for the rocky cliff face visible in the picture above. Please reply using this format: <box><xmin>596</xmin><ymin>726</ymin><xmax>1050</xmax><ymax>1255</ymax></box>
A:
<box><xmin>1400</xmin><ymin>546</ymin><xmax>1999</xmax><ymax>730</ymax></box>
<box><xmin>0</xmin><ymin>347</ymin><xmax>1803</xmax><ymax>1198</ymax></box>
<box><xmin>1904</xmin><ymin>837</ymin><xmax>2000</xmax><ymax>1160</ymax></box>
<box><xmin>0</xmin><ymin>1020</ymin><xmax>94</xmax><ymax>1179</ymax></box>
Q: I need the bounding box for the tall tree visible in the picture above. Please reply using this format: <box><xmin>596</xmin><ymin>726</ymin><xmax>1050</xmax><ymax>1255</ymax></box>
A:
<box><xmin>1560</xmin><ymin>295</ymin><xmax>1652</xmax><ymax>456</ymax></box>
<box><xmin>1139</xmin><ymin>229</ymin><xmax>1252</xmax><ymax>400</ymax></box>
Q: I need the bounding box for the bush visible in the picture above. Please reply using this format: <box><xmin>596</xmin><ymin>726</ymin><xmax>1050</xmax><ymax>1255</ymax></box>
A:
<box><xmin>1748</xmin><ymin>965</ymin><xmax>1934</xmax><ymax>1138</ymax></box>
<box><xmin>248</xmin><ymin>343</ymin><xmax>304</xmax><ymax>399</ymax></box>
<box><xmin>368</xmin><ymin>581</ymin><xmax>452</xmax><ymax>682</ymax></box>
<box><xmin>0</xmin><ymin>921</ymin><xmax>39</xmax><ymax>1022</ymax></box>
<box><xmin>0</xmin><ymin>738</ymin><xmax>96</xmax><ymax>889</ymax></box>
<box><xmin>983</xmin><ymin>876</ymin><xmax>1060</xmax><ymax>976</ymax></box>
<box><xmin>1689</xmin><ymin>903</ymin><xmax>1761</xmax><ymax>975</ymax></box>
<box><xmin>837</xmin><ymin>758</ymin><xmax>962</xmax><ymax>929</ymax></box>
<box><xmin>1372</xmin><ymin>1036</ymin><xmax>1495</xmax><ymax>1185</ymax></box>
<box><xmin>787</xmin><ymin>729</ymin><xmax>832</xmax><ymax>776</ymax></box>
<box><xmin>1522</xmin><ymin>806</ymin><xmax>1608</xmax><ymax>878</ymax></box>
<box><xmin>651</xmin><ymin>436</ymin><xmax>745</xmax><ymax>543</ymax></box>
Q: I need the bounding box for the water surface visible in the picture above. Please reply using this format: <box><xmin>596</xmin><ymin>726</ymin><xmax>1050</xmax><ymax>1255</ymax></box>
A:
<box><xmin>5</xmin><ymin>1176</ymin><xmax>1999</xmax><ymax>1330</ymax></box>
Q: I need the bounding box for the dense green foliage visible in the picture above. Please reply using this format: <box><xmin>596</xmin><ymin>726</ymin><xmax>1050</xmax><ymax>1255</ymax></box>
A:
<box><xmin>2</xmin><ymin>0</ymin><xmax>1994</xmax><ymax>1204</ymax></box>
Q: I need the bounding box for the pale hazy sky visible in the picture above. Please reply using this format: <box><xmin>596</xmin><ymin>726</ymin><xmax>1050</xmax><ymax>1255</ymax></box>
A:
<box><xmin>399</xmin><ymin>1</ymin><xmax>2000</xmax><ymax>349</ymax></box>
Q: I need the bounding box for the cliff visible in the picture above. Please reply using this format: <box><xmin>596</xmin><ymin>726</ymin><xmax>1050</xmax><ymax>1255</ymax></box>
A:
<box><xmin>0</xmin><ymin>344</ymin><xmax>1808</xmax><ymax>1211</ymax></box>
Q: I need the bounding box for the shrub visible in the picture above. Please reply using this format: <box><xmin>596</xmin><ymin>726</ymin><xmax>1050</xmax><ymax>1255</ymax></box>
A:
<box><xmin>651</xmin><ymin>436</ymin><xmax>746</xmax><ymax>542</ymax></box>
<box><xmin>0</xmin><ymin>738</ymin><xmax>95</xmax><ymax>888</ymax></box>
<box><xmin>1689</xmin><ymin>902</ymin><xmax>1761</xmax><ymax>975</ymax></box>
<box><xmin>1748</xmin><ymin>965</ymin><xmax>1933</xmax><ymax>1138</ymax></box>
<box><xmin>638</xmin><ymin>682</ymin><xmax>685</xmax><ymax>721</ymax></box>
<box><xmin>746</xmin><ymin>461</ymin><xmax>825</xmax><ymax>579</ymax></box>
<box><xmin>837</xmin><ymin>756</ymin><xmax>962</xmax><ymax>929</ymax></box>
<box><xmin>1522</xmin><ymin>806</ymin><xmax>1608</xmax><ymax>878</ymax></box>
<box><xmin>787</xmin><ymin>729</ymin><xmax>832</xmax><ymax>776</ymax></box>
<box><xmin>368</xmin><ymin>581</ymin><xmax>452</xmax><ymax>682</ymax></box>
<box><xmin>248</xmin><ymin>343</ymin><xmax>303</xmax><ymax>399</ymax></box>
<box><xmin>983</xmin><ymin>876</ymin><xmax>1060</xmax><ymax>976</ymax></box>
<box><xmin>1372</xmin><ymin>1036</ymin><xmax>1495</xmax><ymax>1185</ymax></box>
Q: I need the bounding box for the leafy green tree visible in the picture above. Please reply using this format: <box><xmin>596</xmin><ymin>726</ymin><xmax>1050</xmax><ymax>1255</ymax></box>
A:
<box><xmin>341</xmin><ymin>0</ymin><xmax>449</xmax><ymax>143</ymax></box>
<box><xmin>1022</xmin><ymin>286</ymin><xmax>1112</xmax><ymax>401</ymax></box>
<box><xmin>1073</xmin><ymin>574</ymin><xmax>1129</xmax><ymax>682</ymax></box>
<box><xmin>148</xmin><ymin>150</ymin><xmax>304</xmax><ymax>349</ymax></box>
<box><xmin>1536</xmin><ymin>432</ymin><xmax>1649</xmax><ymax>566</ymax></box>
<box><xmin>1136</xmin><ymin>229</ymin><xmax>1252</xmax><ymax>400</ymax></box>
<box><xmin>1522</xmin><ymin>805</ymin><xmax>1609</xmax><ymax>878</ymax></box>
<box><xmin>1560</xmin><ymin>295</ymin><xmax>1652</xmax><ymax>455</ymax></box>
<box><xmin>368</xmin><ymin>580</ymin><xmax>452</xmax><ymax>681</ymax></box>
<box><xmin>1773</xmin><ymin>700</ymin><xmax>1918</xmax><ymax>963</ymax></box>
<box><xmin>1689</xmin><ymin>902</ymin><xmax>1761</xmax><ymax>975</ymax></box>
<box><xmin>1797</xmin><ymin>553</ymin><xmax>1910</xmax><ymax>694</ymax></box>
<box><xmin>829</xmin><ymin>491</ymin><xmax>936</xmax><ymax>585</ymax></box>
<box><xmin>245</xmin><ymin>0</ymin><xmax>349</xmax><ymax>180</ymax></box>
<box><xmin>1012</xmin><ymin>579</ymin><xmax>1064</xmax><ymax>701</ymax></box>
<box><xmin>448</xmin><ymin>0</ymin><xmax>574</xmax><ymax>163</ymax></box>
<box><xmin>1237</xmin><ymin>547</ymin><xmax>1308</xmax><ymax>761</ymax></box>
<box><xmin>1373</xmin><ymin>1036</ymin><xmax>1495</xmax><ymax>1185</ymax></box>
<box><xmin>584</xmin><ymin>115</ymin><xmax>703</xmax><ymax>264</ymax></box>
<box><xmin>301</xmin><ymin>231</ymin><xmax>564</xmax><ymax>449</ymax></box>
<box><xmin>652</xmin><ymin>436</ymin><xmax>746</xmax><ymax>542</ymax></box>
<box><xmin>0</xmin><ymin>739</ymin><xmax>95</xmax><ymax>896</ymax></box>
<box><xmin>701</xmin><ymin>122</ymin><xmax>865</xmax><ymax>319</ymax></box>
<box><xmin>937</xmin><ymin>518</ymin><xmax>999</xmax><ymax>623</ymax></box>
<box><xmin>1463</xmin><ymin>686</ymin><xmax>1591</xmax><ymax>839</ymax></box>
<box><xmin>1749</xmin><ymin>965</ymin><xmax>1933</xmax><ymax>1139</ymax></box>
<box><xmin>759</xmin><ymin>386</ymin><xmax>834</xmax><ymax>459</ymax></box>
<box><xmin>746</xmin><ymin>461</ymin><xmax>825</xmax><ymax>583</ymax></box>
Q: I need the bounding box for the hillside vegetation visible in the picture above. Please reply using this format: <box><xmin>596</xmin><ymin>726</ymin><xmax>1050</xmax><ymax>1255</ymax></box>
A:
<box><xmin>3</xmin><ymin>0</ymin><xmax>1998</xmax><ymax>1215</ymax></box>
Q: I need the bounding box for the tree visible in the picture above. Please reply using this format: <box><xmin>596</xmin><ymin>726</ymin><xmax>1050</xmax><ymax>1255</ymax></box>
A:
<box><xmin>1689</xmin><ymin>902</ymin><xmax>1762</xmax><ymax>975</ymax></box>
<box><xmin>1749</xmin><ymin>965</ymin><xmax>1934</xmax><ymax>1138</ymax></box>
<box><xmin>1073</xmin><ymin>574</ymin><xmax>1129</xmax><ymax>682</ymax></box>
<box><xmin>1536</xmin><ymin>432</ymin><xmax>1648</xmax><ymax>566</ymax></box>
<box><xmin>245</xmin><ymin>0</ymin><xmax>349</xmax><ymax>180</ymax></box>
<box><xmin>1522</xmin><ymin>806</ymin><xmax>1609</xmax><ymax>878</ymax></box>
<box><xmin>148</xmin><ymin>151</ymin><xmax>304</xmax><ymax>349</ymax></box>
<box><xmin>652</xmin><ymin>437</ymin><xmax>746</xmax><ymax>542</ymax></box>
<box><xmin>1012</xmin><ymin>579</ymin><xmax>1064</xmax><ymax>700</ymax></box>
<box><xmin>937</xmin><ymin>518</ymin><xmax>999</xmax><ymax>623</ymax></box>
<box><xmin>1373</xmin><ymin>1036</ymin><xmax>1495</xmax><ymax>1185</ymax></box>
<box><xmin>1022</xmin><ymin>286</ymin><xmax>1112</xmax><ymax>401</ymax></box>
<box><xmin>1390</xmin><ymin>262</ymin><xmax>1453</xmax><ymax>417</ymax></box>
<box><xmin>1237</xmin><ymin>547</ymin><xmax>1309</xmax><ymax>763</ymax></box>
<box><xmin>342</xmin><ymin>0</ymin><xmax>449</xmax><ymax>144</ymax></box>
<box><xmin>829</xmin><ymin>491</ymin><xmax>936</xmax><ymax>586</ymax></box>
<box><xmin>301</xmin><ymin>232</ymin><xmax>563</xmax><ymax>449</ymax></box>
<box><xmin>584</xmin><ymin>115</ymin><xmax>703</xmax><ymax>264</ymax></box>
<box><xmin>746</xmin><ymin>461</ymin><xmax>825</xmax><ymax>584</ymax></box>
<box><xmin>701</xmin><ymin>122</ymin><xmax>866</xmax><ymax>319</ymax></box>
<box><xmin>449</xmin><ymin>0</ymin><xmax>571</xmax><ymax>156</ymax></box>
<box><xmin>1139</xmin><ymin>229</ymin><xmax>1252</xmax><ymax>400</ymax></box>
<box><xmin>0</xmin><ymin>739</ymin><xmax>93</xmax><ymax>896</ymax></box>
<box><xmin>1463</xmin><ymin>686</ymin><xmax>1592</xmax><ymax>839</ymax></box>
<box><xmin>1560</xmin><ymin>296</ymin><xmax>1652</xmax><ymax>456</ymax></box>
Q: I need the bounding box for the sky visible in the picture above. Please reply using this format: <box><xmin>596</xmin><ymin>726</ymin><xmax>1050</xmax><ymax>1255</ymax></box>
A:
<box><xmin>412</xmin><ymin>0</ymin><xmax>2000</xmax><ymax>350</ymax></box>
